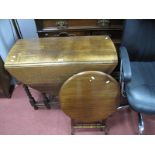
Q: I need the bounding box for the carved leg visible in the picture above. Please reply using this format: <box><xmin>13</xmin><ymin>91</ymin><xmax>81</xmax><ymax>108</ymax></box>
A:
<box><xmin>23</xmin><ymin>84</ymin><xmax>38</xmax><ymax>110</ymax></box>
<box><xmin>42</xmin><ymin>93</ymin><xmax>51</xmax><ymax>109</ymax></box>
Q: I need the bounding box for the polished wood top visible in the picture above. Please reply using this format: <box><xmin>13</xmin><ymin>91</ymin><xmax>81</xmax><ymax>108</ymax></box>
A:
<box><xmin>59</xmin><ymin>71</ymin><xmax>120</xmax><ymax>122</ymax></box>
<box><xmin>5</xmin><ymin>35</ymin><xmax>117</xmax><ymax>67</ymax></box>
<box><xmin>5</xmin><ymin>36</ymin><xmax>118</xmax><ymax>95</ymax></box>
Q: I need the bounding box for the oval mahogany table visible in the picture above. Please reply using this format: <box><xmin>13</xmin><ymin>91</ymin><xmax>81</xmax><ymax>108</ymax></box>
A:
<box><xmin>59</xmin><ymin>71</ymin><xmax>120</xmax><ymax>122</ymax></box>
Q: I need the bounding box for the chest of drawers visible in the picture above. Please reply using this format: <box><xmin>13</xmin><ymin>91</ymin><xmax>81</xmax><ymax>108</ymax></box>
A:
<box><xmin>35</xmin><ymin>19</ymin><xmax>124</xmax><ymax>50</ymax></box>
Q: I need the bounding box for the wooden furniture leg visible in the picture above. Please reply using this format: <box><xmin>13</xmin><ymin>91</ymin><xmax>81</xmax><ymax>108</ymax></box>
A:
<box><xmin>42</xmin><ymin>93</ymin><xmax>51</xmax><ymax>109</ymax></box>
<box><xmin>71</xmin><ymin>119</ymin><xmax>108</xmax><ymax>135</ymax></box>
<box><xmin>100</xmin><ymin>120</ymin><xmax>109</xmax><ymax>135</ymax></box>
<box><xmin>23</xmin><ymin>84</ymin><xmax>38</xmax><ymax>110</ymax></box>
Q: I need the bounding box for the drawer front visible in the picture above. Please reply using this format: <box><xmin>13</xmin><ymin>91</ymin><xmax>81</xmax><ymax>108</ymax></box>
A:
<box><xmin>38</xmin><ymin>31</ymin><xmax>92</xmax><ymax>37</ymax></box>
<box><xmin>36</xmin><ymin>19</ymin><xmax>99</xmax><ymax>28</ymax></box>
<box><xmin>38</xmin><ymin>30</ymin><xmax>122</xmax><ymax>38</ymax></box>
<box><xmin>35</xmin><ymin>19</ymin><xmax>124</xmax><ymax>29</ymax></box>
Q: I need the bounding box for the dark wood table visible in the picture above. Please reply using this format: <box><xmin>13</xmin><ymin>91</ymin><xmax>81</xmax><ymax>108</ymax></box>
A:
<box><xmin>5</xmin><ymin>35</ymin><xmax>119</xmax><ymax>110</ymax></box>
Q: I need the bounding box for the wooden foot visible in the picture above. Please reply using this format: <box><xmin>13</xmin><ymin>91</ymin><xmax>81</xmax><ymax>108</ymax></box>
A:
<box><xmin>71</xmin><ymin>119</ymin><xmax>108</xmax><ymax>135</ymax></box>
<box><xmin>100</xmin><ymin>120</ymin><xmax>109</xmax><ymax>135</ymax></box>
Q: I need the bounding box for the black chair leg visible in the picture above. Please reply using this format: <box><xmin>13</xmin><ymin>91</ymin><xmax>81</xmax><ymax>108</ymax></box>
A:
<box><xmin>23</xmin><ymin>84</ymin><xmax>38</xmax><ymax>110</ymax></box>
<box><xmin>138</xmin><ymin>113</ymin><xmax>144</xmax><ymax>135</ymax></box>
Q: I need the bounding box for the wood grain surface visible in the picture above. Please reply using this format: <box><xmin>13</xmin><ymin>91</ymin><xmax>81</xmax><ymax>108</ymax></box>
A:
<box><xmin>59</xmin><ymin>71</ymin><xmax>120</xmax><ymax>122</ymax></box>
<box><xmin>5</xmin><ymin>36</ymin><xmax>118</xmax><ymax>95</ymax></box>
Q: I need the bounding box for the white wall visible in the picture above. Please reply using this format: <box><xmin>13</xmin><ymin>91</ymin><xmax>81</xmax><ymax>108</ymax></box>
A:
<box><xmin>0</xmin><ymin>19</ymin><xmax>38</xmax><ymax>61</ymax></box>
<box><xmin>0</xmin><ymin>19</ymin><xmax>17</xmax><ymax>61</ymax></box>
<box><xmin>17</xmin><ymin>19</ymin><xmax>38</xmax><ymax>39</ymax></box>
<box><xmin>0</xmin><ymin>19</ymin><xmax>38</xmax><ymax>85</ymax></box>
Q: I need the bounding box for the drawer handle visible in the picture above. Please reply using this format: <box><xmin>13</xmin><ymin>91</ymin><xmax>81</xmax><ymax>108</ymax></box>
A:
<box><xmin>58</xmin><ymin>32</ymin><xmax>69</xmax><ymax>37</ymax></box>
<box><xmin>56</xmin><ymin>32</ymin><xmax>76</xmax><ymax>37</ymax></box>
<box><xmin>56</xmin><ymin>20</ymin><xmax>68</xmax><ymax>29</ymax></box>
<box><xmin>97</xmin><ymin>19</ymin><xmax>110</xmax><ymax>27</ymax></box>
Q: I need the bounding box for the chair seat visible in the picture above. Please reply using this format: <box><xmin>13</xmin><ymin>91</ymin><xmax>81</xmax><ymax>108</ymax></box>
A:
<box><xmin>126</xmin><ymin>62</ymin><xmax>155</xmax><ymax>114</ymax></box>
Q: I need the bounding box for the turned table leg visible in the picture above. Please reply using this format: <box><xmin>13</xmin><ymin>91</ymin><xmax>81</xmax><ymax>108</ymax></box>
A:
<box><xmin>42</xmin><ymin>93</ymin><xmax>51</xmax><ymax>109</ymax></box>
<box><xmin>23</xmin><ymin>84</ymin><xmax>38</xmax><ymax>110</ymax></box>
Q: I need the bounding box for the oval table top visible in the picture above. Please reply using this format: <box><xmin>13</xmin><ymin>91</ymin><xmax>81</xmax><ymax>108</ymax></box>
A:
<box><xmin>59</xmin><ymin>71</ymin><xmax>120</xmax><ymax>122</ymax></box>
